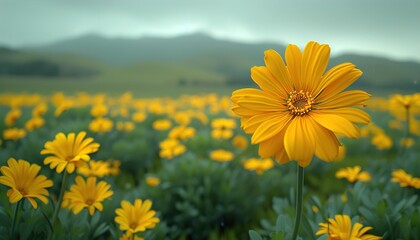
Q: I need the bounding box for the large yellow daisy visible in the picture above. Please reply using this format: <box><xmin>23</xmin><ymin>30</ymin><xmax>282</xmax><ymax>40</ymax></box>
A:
<box><xmin>232</xmin><ymin>41</ymin><xmax>370</xmax><ymax>167</ymax></box>
<box><xmin>41</xmin><ymin>131</ymin><xmax>100</xmax><ymax>174</ymax></box>
<box><xmin>0</xmin><ymin>158</ymin><xmax>53</xmax><ymax>208</ymax></box>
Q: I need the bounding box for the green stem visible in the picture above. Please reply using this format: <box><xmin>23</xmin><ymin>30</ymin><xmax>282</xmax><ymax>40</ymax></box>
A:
<box><xmin>405</xmin><ymin>107</ymin><xmax>411</xmax><ymax>138</ymax></box>
<box><xmin>291</xmin><ymin>165</ymin><xmax>304</xmax><ymax>240</ymax></box>
<box><xmin>48</xmin><ymin>171</ymin><xmax>69</xmax><ymax>240</ymax></box>
<box><xmin>11</xmin><ymin>200</ymin><xmax>22</xmax><ymax>239</ymax></box>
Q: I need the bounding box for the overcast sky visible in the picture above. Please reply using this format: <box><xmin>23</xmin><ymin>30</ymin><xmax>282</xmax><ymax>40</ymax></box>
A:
<box><xmin>1</xmin><ymin>0</ymin><xmax>419</xmax><ymax>61</ymax></box>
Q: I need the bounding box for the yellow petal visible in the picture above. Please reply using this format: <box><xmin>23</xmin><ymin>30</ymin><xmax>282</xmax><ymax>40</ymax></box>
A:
<box><xmin>315</xmin><ymin>108</ymin><xmax>370</xmax><ymax>124</ymax></box>
<box><xmin>258</xmin><ymin>128</ymin><xmax>287</xmax><ymax>158</ymax></box>
<box><xmin>251</xmin><ymin>66</ymin><xmax>287</xmax><ymax>98</ymax></box>
<box><xmin>310</xmin><ymin>119</ymin><xmax>340</xmax><ymax>162</ymax></box>
<box><xmin>284</xmin><ymin>117</ymin><xmax>316</xmax><ymax>167</ymax></box>
<box><xmin>285</xmin><ymin>44</ymin><xmax>302</xmax><ymax>90</ymax></box>
<box><xmin>301</xmin><ymin>41</ymin><xmax>330</xmax><ymax>93</ymax></box>
<box><xmin>316</xmin><ymin>90</ymin><xmax>371</xmax><ymax>109</ymax></box>
<box><xmin>251</xmin><ymin>113</ymin><xmax>292</xmax><ymax>144</ymax></box>
<box><xmin>311</xmin><ymin>112</ymin><xmax>360</xmax><ymax>138</ymax></box>
<box><xmin>264</xmin><ymin>49</ymin><xmax>293</xmax><ymax>93</ymax></box>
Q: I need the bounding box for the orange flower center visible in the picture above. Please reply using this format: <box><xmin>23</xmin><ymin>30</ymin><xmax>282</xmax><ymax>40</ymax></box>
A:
<box><xmin>287</xmin><ymin>90</ymin><xmax>313</xmax><ymax>116</ymax></box>
<box><xmin>86</xmin><ymin>199</ymin><xmax>94</xmax><ymax>205</ymax></box>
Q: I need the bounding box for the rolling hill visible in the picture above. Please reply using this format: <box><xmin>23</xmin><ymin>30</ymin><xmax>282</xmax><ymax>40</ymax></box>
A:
<box><xmin>0</xmin><ymin>33</ymin><xmax>418</xmax><ymax>96</ymax></box>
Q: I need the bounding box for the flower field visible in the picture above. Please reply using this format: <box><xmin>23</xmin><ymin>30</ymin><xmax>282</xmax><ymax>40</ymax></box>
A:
<box><xmin>0</xmin><ymin>90</ymin><xmax>419</xmax><ymax>240</ymax></box>
<box><xmin>1</xmin><ymin>42</ymin><xmax>420</xmax><ymax>240</ymax></box>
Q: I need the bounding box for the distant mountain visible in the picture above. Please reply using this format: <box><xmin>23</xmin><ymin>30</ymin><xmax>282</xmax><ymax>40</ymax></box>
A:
<box><xmin>19</xmin><ymin>33</ymin><xmax>420</xmax><ymax>90</ymax></box>
<box><xmin>28</xmin><ymin>33</ymin><xmax>284</xmax><ymax>66</ymax></box>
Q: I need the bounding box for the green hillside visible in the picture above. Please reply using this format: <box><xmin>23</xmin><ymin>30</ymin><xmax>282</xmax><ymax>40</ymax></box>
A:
<box><xmin>1</xmin><ymin>34</ymin><xmax>419</xmax><ymax>97</ymax></box>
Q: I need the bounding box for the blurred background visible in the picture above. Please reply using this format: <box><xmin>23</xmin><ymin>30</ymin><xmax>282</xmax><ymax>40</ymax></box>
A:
<box><xmin>1</xmin><ymin>0</ymin><xmax>419</xmax><ymax>97</ymax></box>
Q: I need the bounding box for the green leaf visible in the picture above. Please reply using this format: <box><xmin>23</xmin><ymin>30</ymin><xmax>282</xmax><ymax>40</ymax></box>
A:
<box><xmin>249</xmin><ymin>230</ymin><xmax>263</xmax><ymax>240</ymax></box>
<box><xmin>93</xmin><ymin>222</ymin><xmax>109</xmax><ymax>239</ymax></box>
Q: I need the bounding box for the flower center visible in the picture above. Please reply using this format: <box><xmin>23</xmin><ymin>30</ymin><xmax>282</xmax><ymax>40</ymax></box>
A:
<box><xmin>287</xmin><ymin>90</ymin><xmax>313</xmax><ymax>116</ymax></box>
<box><xmin>130</xmin><ymin>222</ymin><xmax>138</xmax><ymax>230</ymax></box>
<box><xmin>86</xmin><ymin>199</ymin><xmax>94</xmax><ymax>205</ymax></box>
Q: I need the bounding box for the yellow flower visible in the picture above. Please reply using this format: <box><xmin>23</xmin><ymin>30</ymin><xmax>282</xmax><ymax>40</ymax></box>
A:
<box><xmin>146</xmin><ymin>176</ymin><xmax>161</xmax><ymax>187</ymax></box>
<box><xmin>341</xmin><ymin>193</ymin><xmax>348</xmax><ymax>203</ymax></box>
<box><xmin>243</xmin><ymin>158</ymin><xmax>275</xmax><ymax>174</ymax></box>
<box><xmin>24</xmin><ymin>116</ymin><xmax>45</xmax><ymax>131</ymax></box>
<box><xmin>89</xmin><ymin>117</ymin><xmax>114</xmax><ymax>133</ymax></box>
<box><xmin>153</xmin><ymin>119</ymin><xmax>172</xmax><ymax>131</ymax></box>
<box><xmin>41</xmin><ymin>131</ymin><xmax>100</xmax><ymax>174</ymax></box>
<box><xmin>115</xmin><ymin>199</ymin><xmax>160</xmax><ymax>233</ymax></box>
<box><xmin>336</xmin><ymin>166</ymin><xmax>371</xmax><ymax>183</ymax></box>
<box><xmin>109</xmin><ymin>160</ymin><xmax>121</xmax><ymax>175</ymax></box>
<box><xmin>232</xmin><ymin>41</ymin><xmax>370</xmax><ymax>167</ymax></box>
<box><xmin>4</xmin><ymin>108</ymin><xmax>21</xmax><ymax>127</ymax></box>
<box><xmin>132</xmin><ymin>111</ymin><xmax>147</xmax><ymax>123</ymax></box>
<box><xmin>32</xmin><ymin>102</ymin><xmax>48</xmax><ymax>116</ymax></box>
<box><xmin>63</xmin><ymin>176</ymin><xmax>113</xmax><ymax>215</ymax></box>
<box><xmin>54</xmin><ymin>100</ymin><xmax>74</xmax><ymax>117</ymax></box>
<box><xmin>312</xmin><ymin>205</ymin><xmax>319</xmax><ymax>213</ymax></box>
<box><xmin>3</xmin><ymin>128</ymin><xmax>26</xmax><ymax>141</ymax></box>
<box><xmin>0</xmin><ymin>158</ymin><xmax>53</xmax><ymax>208</ymax></box>
<box><xmin>399</xmin><ymin>137</ymin><xmax>414</xmax><ymax>148</ymax></box>
<box><xmin>371</xmin><ymin>133</ymin><xmax>393</xmax><ymax>150</ymax></box>
<box><xmin>211</xmin><ymin>118</ymin><xmax>237</xmax><ymax>129</ymax></box>
<box><xmin>210</xmin><ymin>149</ymin><xmax>234</xmax><ymax>162</ymax></box>
<box><xmin>117</xmin><ymin>121</ymin><xmax>135</xmax><ymax>132</ymax></box>
<box><xmin>168</xmin><ymin>125</ymin><xmax>196</xmax><ymax>140</ymax></box>
<box><xmin>316</xmin><ymin>214</ymin><xmax>382</xmax><ymax>240</ymax></box>
<box><xmin>232</xmin><ymin>135</ymin><xmax>248</xmax><ymax>149</ymax></box>
<box><xmin>211</xmin><ymin>128</ymin><xmax>234</xmax><ymax>140</ymax></box>
<box><xmin>159</xmin><ymin>138</ymin><xmax>186</xmax><ymax>159</ymax></box>
<box><xmin>391</xmin><ymin>169</ymin><xmax>420</xmax><ymax>189</ymax></box>
<box><xmin>77</xmin><ymin>160</ymin><xmax>112</xmax><ymax>178</ymax></box>
<box><xmin>172</xmin><ymin>111</ymin><xmax>191</xmax><ymax>125</ymax></box>
<box><xmin>119</xmin><ymin>232</ymin><xmax>144</xmax><ymax>240</ymax></box>
<box><xmin>90</xmin><ymin>104</ymin><xmax>108</xmax><ymax>117</ymax></box>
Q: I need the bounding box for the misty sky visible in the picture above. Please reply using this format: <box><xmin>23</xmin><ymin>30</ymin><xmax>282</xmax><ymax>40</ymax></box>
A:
<box><xmin>1</xmin><ymin>0</ymin><xmax>419</xmax><ymax>61</ymax></box>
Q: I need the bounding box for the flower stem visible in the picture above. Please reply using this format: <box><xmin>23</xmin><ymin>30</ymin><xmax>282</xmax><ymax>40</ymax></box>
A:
<box><xmin>405</xmin><ymin>106</ymin><xmax>411</xmax><ymax>138</ymax></box>
<box><xmin>11</xmin><ymin>200</ymin><xmax>22</xmax><ymax>239</ymax></box>
<box><xmin>48</xmin><ymin>171</ymin><xmax>69</xmax><ymax>240</ymax></box>
<box><xmin>291</xmin><ymin>165</ymin><xmax>304</xmax><ymax>240</ymax></box>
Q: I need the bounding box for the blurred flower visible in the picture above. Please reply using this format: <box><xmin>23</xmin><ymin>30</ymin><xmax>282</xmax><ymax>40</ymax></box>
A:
<box><xmin>232</xmin><ymin>135</ymin><xmax>248</xmax><ymax>149</ymax></box>
<box><xmin>153</xmin><ymin>119</ymin><xmax>172</xmax><ymax>131</ymax></box>
<box><xmin>32</xmin><ymin>102</ymin><xmax>48</xmax><ymax>116</ymax></box>
<box><xmin>210</xmin><ymin>149</ymin><xmax>234</xmax><ymax>162</ymax></box>
<box><xmin>115</xmin><ymin>199</ymin><xmax>160</xmax><ymax>233</ymax></box>
<box><xmin>117</xmin><ymin>121</ymin><xmax>135</xmax><ymax>132</ymax></box>
<box><xmin>63</xmin><ymin>176</ymin><xmax>113</xmax><ymax>216</ymax></box>
<box><xmin>41</xmin><ymin>131</ymin><xmax>100</xmax><ymax>174</ymax></box>
<box><xmin>211</xmin><ymin>118</ymin><xmax>236</xmax><ymax>140</ymax></box>
<box><xmin>399</xmin><ymin>137</ymin><xmax>414</xmax><ymax>148</ymax></box>
<box><xmin>146</xmin><ymin>176</ymin><xmax>161</xmax><ymax>187</ymax></box>
<box><xmin>3</xmin><ymin>128</ymin><xmax>26</xmax><ymax>141</ymax></box>
<box><xmin>312</xmin><ymin>205</ymin><xmax>319</xmax><ymax>213</ymax></box>
<box><xmin>335</xmin><ymin>145</ymin><xmax>346</xmax><ymax>161</ymax></box>
<box><xmin>0</xmin><ymin>158</ymin><xmax>53</xmax><ymax>208</ymax></box>
<box><xmin>109</xmin><ymin>160</ymin><xmax>121</xmax><ymax>175</ymax></box>
<box><xmin>168</xmin><ymin>125</ymin><xmax>196</xmax><ymax>140</ymax></box>
<box><xmin>90</xmin><ymin>104</ymin><xmax>108</xmax><ymax>117</ymax></box>
<box><xmin>132</xmin><ymin>111</ymin><xmax>147</xmax><ymax>123</ymax></box>
<box><xmin>89</xmin><ymin>117</ymin><xmax>114</xmax><ymax>133</ymax></box>
<box><xmin>173</xmin><ymin>111</ymin><xmax>191</xmax><ymax>125</ymax></box>
<box><xmin>316</xmin><ymin>214</ymin><xmax>381</xmax><ymax>239</ymax></box>
<box><xmin>4</xmin><ymin>108</ymin><xmax>21</xmax><ymax>127</ymax></box>
<box><xmin>24</xmin><ymin>116</ymin><xmax>45</xmax><ymax>131</ymax></box>
<box><xmin>243</xmin><ymin>158</ymin><xmax>275</xmax><ymax>174</ymax></box>
<box><xmin>232</xmin><ymin>41</ymin><xmax>370</xmax><ymax>167</ymax></box>
<box><xmin>54</xmin><ymin>100</ymin><xmax>74</xmax><ymax>117</ymax></box>
<box><xmin>77</xmin><ymin>160</ymin><xmax>112</xmax><ymax>178</ymax></box>
<box><xmin>159</xmin><ymin>138</ymin><xmax>186</xmax><ymax>159</ymax></box>
<box><xmin>391</xmin><ymin>169</ymin><xmax>420</xmax><ymax>189</ymax></box>
<box><xmin>336</xmin><ymin>166</ymin><xmax>371</xmax><ymax>183</ymax></box>
<box><xmin>119</xmin><ymin>232</ymin><xmax>144</xmax><ymax>240</ymax></box>
<box><xmin>371</xmin><ymin>133</ymin><xmax>393</xmax><ymax>150</ymax></box>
